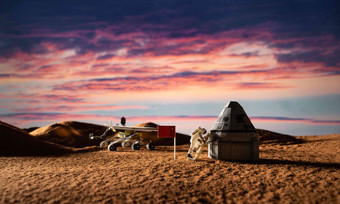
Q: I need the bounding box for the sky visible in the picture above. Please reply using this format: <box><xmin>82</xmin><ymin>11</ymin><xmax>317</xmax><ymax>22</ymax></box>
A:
<box><xmin>0</xmin><ymin>0</ymin><xmax>339</xmax><ymax>136</ymax></box>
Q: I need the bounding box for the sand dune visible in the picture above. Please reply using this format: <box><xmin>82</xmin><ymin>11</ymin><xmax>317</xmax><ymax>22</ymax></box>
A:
<box><xmin>30</xmin><ymin>121</ymin><xmax>108</xmax><ymax>148</ymax></box>
<box><xmin>0</xmin><ymin>121</ymin><xmax>73</xmax><ymax>156</ymax></box>
<box><xmin>257</xmin><ymin>129</ymin><xmax>298</xmax><ymax>144</ymax></box>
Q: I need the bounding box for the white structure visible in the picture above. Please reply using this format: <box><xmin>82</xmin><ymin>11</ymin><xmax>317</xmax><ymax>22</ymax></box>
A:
<box><xmin>208</xmin><ymin>101</ymin><xmax>259</xmax><ymax>161</ymax></box>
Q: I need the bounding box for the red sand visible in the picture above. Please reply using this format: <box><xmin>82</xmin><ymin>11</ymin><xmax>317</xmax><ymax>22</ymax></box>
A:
<box><xmin>1</xmin><ymin>121</ymin><xmax>339</xmax><ymax>203</ymax></box>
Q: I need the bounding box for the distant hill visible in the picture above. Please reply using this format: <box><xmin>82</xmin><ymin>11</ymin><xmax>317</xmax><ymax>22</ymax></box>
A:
<box><xmin>30</xmin><ymin>121</ymin><xmax>108</xmax><ymax>148</ymax></box>
<box><xmin>256</xmin><ymin>129</ymin><xmax>298</xmax><ymax>144</ymax></box>
<box><xmin>0</xmin><ymin>121</ymin><xmax>73</xmax><ymax>156</ymax></box>
<box><xmin>23</xmin><ymin>126</ymin><xmax>40</xmax><ymax>132</ymax></box>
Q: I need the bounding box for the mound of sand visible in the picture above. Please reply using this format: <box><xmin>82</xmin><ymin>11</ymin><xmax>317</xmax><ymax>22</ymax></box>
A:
<box><xmin>296</xmin><ymin>134</ymin><xmax>340</xmax><ymax>141</ymax></box>
<box><xmin>30</xmin><ymin>121</ymin><xmax>107</xmax><ymax>148</ymax></box>
<box><xmin>134</xmin><ymin>121</ymin><xmax>158</xmax><ymax>128</ymax></box>
<box><xmin>257</xmin><ymin>129</ymin><xmax>298</xmax><ymax>144</ymax></box>
<box><xmin>23</xmin><ymin>126</ymin><xmax>39</xmax><ymax>132</ymax></box>
<box><xmin>0</xmin><ymin>121</ymin><xmax>73</xmax><ymax>156</ymax></box>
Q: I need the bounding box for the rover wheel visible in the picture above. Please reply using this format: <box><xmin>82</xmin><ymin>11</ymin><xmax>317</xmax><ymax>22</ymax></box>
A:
<box><xmin>131</xmin><ymin>142</ymin><xmax>140</xmax><ymax>150</ymax></box>
<box><xmin>122</xmin><ymin>140</ymin><xmax>132</xmax><ymax>148</ymax></box>
<box><xmin>100</xmin><ymin>140</ymin><xmax>109</xmax><ymax>148</ymax></box>
<box><xmin>146</xmin><ymin>143</ymin><xmax>155</xmax><ymax>150</ymax></box>
<box><xmin>108</xmin><ymin>143</ymin><xmax>117</xmax><ymax>151</ymax></box>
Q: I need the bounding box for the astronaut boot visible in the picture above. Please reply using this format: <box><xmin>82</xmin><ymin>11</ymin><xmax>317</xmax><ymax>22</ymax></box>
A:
<box><xmin>187</xmin><ymin>152</ymin><xmax>193</xmax><ymax>159</ymax></box>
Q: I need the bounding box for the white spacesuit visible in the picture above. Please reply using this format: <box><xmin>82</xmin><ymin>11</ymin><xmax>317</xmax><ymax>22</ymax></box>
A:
<box><xmin>187</xmin><ymin>127</ymin><xmax>209</xmax><ymax>161</ymax></box>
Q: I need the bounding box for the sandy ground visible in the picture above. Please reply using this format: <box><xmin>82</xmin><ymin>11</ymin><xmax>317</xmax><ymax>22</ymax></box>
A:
<box><xmin>1</xmin><ymin>135</ymin><xmax>339</xmax><ymax>203</ymax></box>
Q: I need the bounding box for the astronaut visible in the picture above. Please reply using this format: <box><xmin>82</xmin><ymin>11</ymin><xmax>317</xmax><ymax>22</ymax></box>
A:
<box><xmin>187</xmin><ymin>127</ymin><xmax>210</xmax><ymax>161</ymax></box>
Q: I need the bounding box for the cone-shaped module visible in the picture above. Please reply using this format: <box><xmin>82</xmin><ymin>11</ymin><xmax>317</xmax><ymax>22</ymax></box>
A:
<box><xmin>208</xmin><ymin>101</ymin><xmax>259</xmax><ymax>161</ymax></box>
<box><xmin>211</xmin><ymin>101</ymin><xmax>256</xmax><ymax>132</ymax></box>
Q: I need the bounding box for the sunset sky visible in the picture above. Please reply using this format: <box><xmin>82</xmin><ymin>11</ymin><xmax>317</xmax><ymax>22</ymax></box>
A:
<box><xmin>1</xmin><ymin>0</ymin><xmax>339</xmax><ymax>135</ymax></box>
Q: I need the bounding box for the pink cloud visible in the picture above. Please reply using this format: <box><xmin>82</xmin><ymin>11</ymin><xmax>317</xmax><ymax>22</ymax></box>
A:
<box><xmin>52</xmin><ymin>68</ymin><xmax>303</xmax><ymax>93</ymax></box>
<box><xmin>251</xmin><ymin>116</ymin><xmax>340</xmax><ymax>125</ymax></box>
<box><xmin>14</xmin><ymin>105</ymin><xmax>148</xmax><ymax>113</ymax></box>
<box><xmin>1</xmin><ymin>26</ymin><xmax>337</xmax><ymax>87</ymax></box>
<box><xmin>234</xmin><ymin>82</ymin><xmax>293</xmax><ymax>90</ymax></box>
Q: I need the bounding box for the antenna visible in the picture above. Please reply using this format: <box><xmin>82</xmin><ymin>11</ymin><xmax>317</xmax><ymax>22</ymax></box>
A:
<box><xmin>120</xmin><ymin>117</ymin><xmax>126</xmax><ymax>126</ymax></box>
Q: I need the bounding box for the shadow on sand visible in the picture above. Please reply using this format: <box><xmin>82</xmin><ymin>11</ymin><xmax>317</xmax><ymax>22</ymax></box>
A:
<box><xmin>256</xmin><ymin>159</ymin><xmax>340</xmax><ymax>169</ymax></box>
<box><xmin>196</xmin><ymin>158</ymin><xmax>340</xmax><ymax>169</ymax></box>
